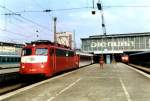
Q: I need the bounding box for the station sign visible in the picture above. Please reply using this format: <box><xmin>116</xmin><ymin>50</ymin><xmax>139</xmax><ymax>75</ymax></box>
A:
<box><xmin>0</xmin><ymin>46</ymin><xmax>22</xmax><ymax>55</ymax></box>
<box><xmin>81</xmin><ymin>34</ymin><xmax>150</xmax><ymax>53</ymax></box>
<box><xmin>90</xmin><ymin>41</ymin><xmax>135</xmax><ymax>48</ymax></box>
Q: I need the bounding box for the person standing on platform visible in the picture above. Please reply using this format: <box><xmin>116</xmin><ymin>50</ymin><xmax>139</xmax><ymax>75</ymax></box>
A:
<box><xmin>99</xmin><ymin>55</ymin><xmax>104</xmax><ymax>69</ymax></box>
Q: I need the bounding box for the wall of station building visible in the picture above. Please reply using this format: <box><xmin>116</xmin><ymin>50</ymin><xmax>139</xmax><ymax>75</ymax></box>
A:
<box><xmin>81</xmin><ymin>35</ymin><xmax>150</xmax><ymax>54</ymax></box>
<box><xmin>0</xmin><ymin>42</ymin><xmax>24</xmax><ymax>55</ymax></box>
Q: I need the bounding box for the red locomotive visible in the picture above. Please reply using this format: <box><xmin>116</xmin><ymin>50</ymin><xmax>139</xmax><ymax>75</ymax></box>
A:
<box><xmin>121</xmin><ymin>54</ymin><xmax>129</xmax><ymax>63</ymax></box>
<box><xmin>19</xmin><ymin>40</ymin><xmax>79</xmax><ymax>77</ymax></box>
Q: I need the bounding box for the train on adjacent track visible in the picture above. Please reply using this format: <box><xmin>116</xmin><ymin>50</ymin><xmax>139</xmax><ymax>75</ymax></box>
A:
<box><xmin>121</xmin><ymin>54</ymin><xmax>129</xmax><ymax>63</ymax></box>
<box><xmin>129</xmin><ymin>51</ymin><xmax>150</xmax><ymax>67</ymax></box>
<box><xmin>121</xmin><ymin>51</ymin><xmax>150</xmax><ymax>68</ymax></box>
<box><xmin>20</xmin><ymin>40</ymin><xmax>93</xmax><ymax>77</ymax></box>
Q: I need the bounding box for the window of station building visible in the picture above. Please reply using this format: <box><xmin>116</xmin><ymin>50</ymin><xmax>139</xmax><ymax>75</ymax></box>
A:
<box><xmin>11</xmin><ymin>57</ymin><xmax>14</xmax><ymax>62</ymax></box>
<box><xmin>35</xmin><ymin>48</ymin><xmax>48</xmax><ymax>55</ymax></box>
<box><xmin>14</xmin><ymin>58</ymin><xmax>16</xmax><ymax>62</ymax></box>
<box><xmin>15</xmin><ymin>57</ymin><xmax>20</xmax><ymax>62</ymax></box>
<box><xmin>18</xmin><ymin>57</ymin><xmax>21</xmax><ymax>62</ymax></box>
<box><xmin>22</xmin><ymin>48</ymin><xmax>32</xmax><ymax>56</ymax></box>
<box><xmin>7</xmin><ymin>57</ymin><xmax>11</xmax><ymax>62</ymax></box>
<box><xmin>0</xmin><ymin>57</ymin><xmax>1</xmax><ymax>63</ymax></box>
<box><xmin>1</xmin><ymin>57</ymin><xmax>6</xmax><ymax>63</ymax></box>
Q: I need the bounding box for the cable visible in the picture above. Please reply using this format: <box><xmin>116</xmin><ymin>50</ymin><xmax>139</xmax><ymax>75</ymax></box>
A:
<box><xmin>0</xmin><ymin>5</ymin><xmax>50</xmax><ymax>31</ymax></box>
<box><xmin>0</xmin><ymin>9</ymin><xmax>44</xmax><ymax>38</ymax></box>
<box><xmin>2</xmin><ymin>4</ymin><xmax>150</xmax><ymax>15</ymax></box>
<box><xmin>5</xmin><ymin>6</ymin><xmax>92</xmax><ymax>13</ymax></box>
<box><xmin>0</xmin><ymin>27</ymin><xmax>31</xmax><ymax>37</ymax></box>
<box><xmin>32</xmin><ymin>0</ymin><xmax>44</xmax><ymax>9</ymax></box>
<box><xmin>104</xmin><ymin>5</ymin><xmax>150</xmax><ymax>8</ymax></box>
<box><xmin>8</xmin><ymin>21</ymin><xmax>38</xmax><ymax>36</ymax></box>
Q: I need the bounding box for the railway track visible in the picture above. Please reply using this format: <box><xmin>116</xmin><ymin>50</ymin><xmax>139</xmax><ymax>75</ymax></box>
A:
<box><xmin>0</xmin><ymin>68</ymin><xmax>79</xmax><ymax>96</ymax></box>
<box><xmin>0</xmin><ymin>77</ymin><xmax>46</xmax><ymax>96</ymax></box>
<box><xmin>0</xmin><ymin>72</ymin><xmax>46</xmax><ymax>96</ymax></box>
<box><xmin>0</xmin><ymin>83</ymin><xmax>25</xmax><ymax>95</ymax></box>
<box><xmin>0</xmin><ymin>62</ymin><xmax>92</xmax><ymax>96</ymax></box>
<box><xmin>128</xmin><ymin>64</ymin><xmax>150</xmax><ymax>74</ymax></box>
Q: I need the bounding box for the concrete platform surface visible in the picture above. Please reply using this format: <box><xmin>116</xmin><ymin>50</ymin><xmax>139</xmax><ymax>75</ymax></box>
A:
<box><xmin>0</xmin><ymin>68</ymin><xmax>19</xmax><ymax>74</ymax></box>
<box><xmin>1</xmin><ymin>63</ymin><xmax>150</xmax><ymax>101</ymax></box>
<box><xmin>0</xmin><ymin>63</ymin><xmax>19</xmax><ymax>69</ymax></box>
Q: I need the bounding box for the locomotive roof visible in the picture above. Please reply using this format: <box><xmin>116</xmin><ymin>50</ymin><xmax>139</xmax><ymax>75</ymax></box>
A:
<box><xmin>26</xmin><ymin>40</ymin><xmax>72</xmax><ymax>50</ymax></box>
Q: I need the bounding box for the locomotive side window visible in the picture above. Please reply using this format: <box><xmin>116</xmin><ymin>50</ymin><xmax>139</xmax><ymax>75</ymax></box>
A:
<box><xmin>68</xmin><ymin>51</ymin><xmax>74</xmax><ymax>57</ymax></box>
<box><xmin>56</xmin><ymin>49</ymin><xmax>66</xmax><ymax>56</ymax></box>
<box><xmin>22</xmin><ymin>48</ymin><xmax>32</xmax><ymax>56</ymax></box>
<box><xmin>35</xmin><ymin>48</ymin><xmax>48</xmax><ymax>55</ymax></box>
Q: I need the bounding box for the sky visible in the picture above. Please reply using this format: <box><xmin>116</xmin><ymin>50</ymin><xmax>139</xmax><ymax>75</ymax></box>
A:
<box><xmin>0</xmin><ymin>0</ymin><xmax>150</xmax><ymax>48</ymax></box>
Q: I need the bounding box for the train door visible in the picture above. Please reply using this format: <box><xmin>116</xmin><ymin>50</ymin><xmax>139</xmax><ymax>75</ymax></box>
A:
<box><xmin>50</xmin><ymin>48</ymin><xmax>56</xmax><ymax>74</ymax></box>
<box><xmin>75</xmin><ymin>54</ymin><xmax>80</xmax><ymax>68</ymax></box>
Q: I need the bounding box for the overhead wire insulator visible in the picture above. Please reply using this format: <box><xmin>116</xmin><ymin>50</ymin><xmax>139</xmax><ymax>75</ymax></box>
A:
<box><xmin>97</xmin><ymin>3</ymin><xmax>102</xmax><ymax>10</ymax></box>
<box><xmin>102</xmin><ymin>24</ymin><xmax>105</xmax><ymax>27</ymax></box>
<box><xmin>43</xmin><ymin>9</ymin><xmax>52</xmax><ymax>12</ymax></box>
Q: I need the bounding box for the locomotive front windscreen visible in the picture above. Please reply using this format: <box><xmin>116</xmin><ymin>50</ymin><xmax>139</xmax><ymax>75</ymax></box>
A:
<box><xmin>22</xmin><ymin>48</ymin><xmax>32</xmax><ymax>56</ymax></box>
<box><xmin>35</xmin><ymin>48</ymin><xmax>48</xmax><ymax>55</ymax></box>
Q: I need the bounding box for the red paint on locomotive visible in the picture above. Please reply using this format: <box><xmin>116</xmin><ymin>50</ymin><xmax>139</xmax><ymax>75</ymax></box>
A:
<box><xmin>19</xmin><ymin>40</ymin><xmax>79</xmax><ymax>77</ymax></box>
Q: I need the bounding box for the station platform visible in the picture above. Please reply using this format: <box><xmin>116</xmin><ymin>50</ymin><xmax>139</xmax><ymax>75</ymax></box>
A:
<box><xmin>1</xmin><ymin>63</ymin><xmax>150</xmax><ymax>101</ymax></box>
<box><xmin>0</xmin><ymin>64</ymin><xmax>19</xmax><ymax>74</ymax></box>
<box><xmin>0</xmin><ymin>63</ymin><xmax>19</xmax><ymax>69</ymax></box>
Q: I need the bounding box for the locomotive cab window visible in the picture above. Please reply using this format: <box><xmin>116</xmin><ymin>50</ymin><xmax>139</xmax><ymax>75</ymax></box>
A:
<box><xmin>36</xmin><ymin>48</ymin><xmax>48</xmax><ymax>55</ymax></box>
<box><xmin>22</xmin><ymin>48</ymin><xmax>32</xmax><ymax>56</ymax></box>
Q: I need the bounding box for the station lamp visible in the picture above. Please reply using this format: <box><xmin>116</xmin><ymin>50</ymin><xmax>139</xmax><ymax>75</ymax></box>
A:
<box><xmin>91</xmin><ymin>0</ymin><xmax>96</xmax><ymax>15</ymax></box>
<box><xmin>92</xmin><ymin>10</ymin><xmax>96</xmax><ymax>15</ymax></box>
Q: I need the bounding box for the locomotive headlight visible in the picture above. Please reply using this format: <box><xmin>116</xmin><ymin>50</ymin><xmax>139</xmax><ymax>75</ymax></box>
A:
<box><xmin>33</xmin><ymin>44</ymin><xmax>35</xmax><ymax>47</ymax></box>
<box><xmin>41</xmin><ymin>65</ymin><xmax>44</xmax><ymax>68</ymax></box>
<box><xmin>125</xmin><ymin>57</ymin><xmax>128</xmax><ymax>60</ymax></box>
<box><xmin>22</xmin><ymin>66</ymin><xmax>25</xmax><ymax>68</ymax></box>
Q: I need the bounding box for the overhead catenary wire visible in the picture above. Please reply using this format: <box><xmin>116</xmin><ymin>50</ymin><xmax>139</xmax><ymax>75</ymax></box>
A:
<box><xmin>8</xmin><ymin>21</ymin><xmax>40</xmax><ymax>36</ymax></box>
<box><xmin>3</xmin><ymin>4</ymin><xmax>150</xmax><ymax>15</ymax></box>
<box><xmin>0</xmin><ymin>27</ymin><xmax>32</xmax><ymax>38</ymax></box>
<box><xmin>104</xmin><ymin>5</ymin><xmax>150</xmax><ymax>8</ymax></box>
<box><xmin>32</xmin><ymin>0</ymin><xmax>45</xmax><ymax>9</ymax></box>
<box><xmin>0</xmin><ymin>10</ymin><xmax>44</xmax><ymax>39</ymax></box>
<box><xmin>0</xmin><ymin>9</ymin><xmax>48</xmax><ymax>39</ymax></box>
<box><xmin>0</xmin><ymin>5</ymin><xmax>50</xmax><ymax>31</ymax></box>
<box><xmin>1</xmin><ymin>1</ymin><xmax>150</xmax><ymax>40</ymax></box>
<box><xmin>12</xmin><ymin>7</ymin><xmax>92</xmax><ymax>13</ymax></box>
